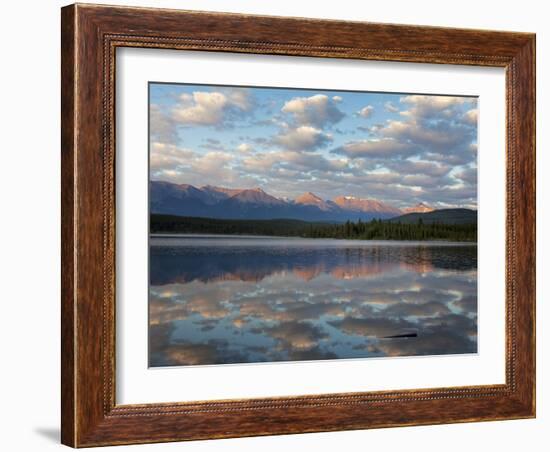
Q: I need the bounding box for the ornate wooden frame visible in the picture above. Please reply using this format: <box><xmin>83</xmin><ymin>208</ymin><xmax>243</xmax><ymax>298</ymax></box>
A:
<box><xmin>61</xmin><ymin>3</ymin><xmax>536</xmax><ymax>447</ymax></box>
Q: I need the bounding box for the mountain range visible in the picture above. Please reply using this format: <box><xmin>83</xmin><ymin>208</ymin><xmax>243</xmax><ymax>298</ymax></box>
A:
<box><xmin>150</xmin><ymin>180</ymin><xmax>437</xmax><ymax>222</ymax></box>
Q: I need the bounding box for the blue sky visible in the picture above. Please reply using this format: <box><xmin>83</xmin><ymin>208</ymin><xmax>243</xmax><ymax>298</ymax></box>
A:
<box><xmin>149</xmin><ymin>83</ymin><xmax>478</xmax><ymax>209</ymax></box>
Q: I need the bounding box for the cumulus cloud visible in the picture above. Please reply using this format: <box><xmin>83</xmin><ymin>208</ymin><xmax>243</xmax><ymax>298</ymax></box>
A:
<box><xmin>358</xmin><ymin>105</ymin><xmax>374</xmax><ymax>118</ymax></box>
<box><xmin>241</xmin><ymin>149</ymin><xmax>347</xmax><ymax>176</ymax></box>
<box><xmin>383</xmin><ymin>119</ymin><xmax>474</xmax><ymax>154</ymax></box>
<box><xmin>275</xmin><ymin>125</ymin><xmax>333</xmax><ymax>151</ymax></box>
<box><xmin>282</xmin><ymin>94</ymin><xmax>345</xmax><ymax>128</ymax></box>
<box><xmin>339</xmin><ymin>95</ymin><xmax>477</xmax><ymax>168</ymax></box>
<box><xmin>150</xmin><ymin>144</ymin><xmax>250</xmax><ymax>187</ymax></box>
<box><xmin>463</xmin><ymin>108</ymin><xmax>478</xmax><ymax>125</ymax></box>
<box><xmin>191</xmin><ymin>151</ymin><xmax>234</xmax><ymax>175</ymax></box>
<box><xmin>171</xmin><ymin>89</ymin><xmax>253</xmax><ymax>127</ymax></box>
<box><xmin>332</xmin><ymin>138</ymin><xmax>419</xmax><ymax>158</ymax></box>
<box><xmin>386</xmin><ymin>160</ymin><xmax>451</xmax><ymax>177</ymax></box>
<box><xmin>362</xmin><ymin>108</ymin><xmax>476</xmax><ymax>167</ymax></box>
<box><xmin>150</xmin><ymin>142</ymin><xmax>195</xmax><ymax>173</ymax></box>
<box><xmin>420</xmin><ymin>184</ymin><xmax>477</xmax><ymax>208</ymax></box>
<box><xmin>400</xmin><ymin>95</ymin><xmax>475</xmax><ymax>119</ymax></box>
<box><xmin>226</xmin><ymin>89</ymin><xmax>253</xmax><ymax>110</ymax></box>
<box><xmin>455</xmin><ymin>167</ymin><xmax>477</xmax><ymax>185</ymax></box>
<box><xmin>149</xmin><ymin>83</ymin><xmax>478</xmax><ymax>208</ymax></box>
<box><xmin>236</xmin><ymin>143</ymin><xmax>253</xmax><ymax>154</ymax></box>
<box><xmin>172</xmin><ymin>91</ymin><xmax>228</xmax><ymax>125</ymax></box>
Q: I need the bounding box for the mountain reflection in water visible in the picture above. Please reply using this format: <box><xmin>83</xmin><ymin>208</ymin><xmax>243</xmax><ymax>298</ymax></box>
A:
<box><xmin>149</xmin><ymin>236</ymin><xmax>477</xmax><ymax>367</ymax></box>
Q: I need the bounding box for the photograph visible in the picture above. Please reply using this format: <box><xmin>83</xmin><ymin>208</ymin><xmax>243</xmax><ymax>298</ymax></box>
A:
<box><xmin>148</xmin><ymin>83</ymin><xmax>479</xmax><ymax>367</ymax></box>
<box><xmin>50</xmin><ymin>1</ymin><xmax>537</xmax><ymax>448</ymax></box>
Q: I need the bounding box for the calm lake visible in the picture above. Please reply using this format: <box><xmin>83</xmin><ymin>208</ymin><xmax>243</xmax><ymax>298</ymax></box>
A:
<box><xmin>149</xmin><ymin>235</ymin><xmax>478</xmax><ymax>367</ymax></box>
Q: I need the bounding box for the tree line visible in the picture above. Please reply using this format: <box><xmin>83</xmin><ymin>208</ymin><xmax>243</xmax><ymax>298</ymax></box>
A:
<box><xmin>302</xmin><ymin>218</ymin><xmax>476</xmax><ymax>241</ymax></box>
<box><xmin>151</xmin><ymin>214</ymin><xmax>477</xmax><ymax>242</ymax></box>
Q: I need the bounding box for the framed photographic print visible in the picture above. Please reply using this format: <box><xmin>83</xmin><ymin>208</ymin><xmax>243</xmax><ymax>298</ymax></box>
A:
<box><xmin>61</xmin><ymin>3</ymin><xmax>536</xmax><ymax>447</ymax></box>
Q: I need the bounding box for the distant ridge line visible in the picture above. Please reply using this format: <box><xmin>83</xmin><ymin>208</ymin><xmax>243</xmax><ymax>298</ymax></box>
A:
<box><xmin>150</xmin><ymin>180</ymin><xmax>475</xmax><ymax>223</ymax></box>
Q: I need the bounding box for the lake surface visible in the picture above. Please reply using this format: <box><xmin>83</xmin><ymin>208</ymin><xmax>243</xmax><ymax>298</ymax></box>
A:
<box><xmin>149</xmin><ymin>235</ymin><xmax>478</xmax><ymax>367</ymax></box>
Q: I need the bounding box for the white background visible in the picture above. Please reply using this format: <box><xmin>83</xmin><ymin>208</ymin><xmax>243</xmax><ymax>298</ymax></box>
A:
<box><xmin>0</xmin><ymin>0</ymin><xmax>546</xmax><ymax>451</ymax></box>
<box><xmin>118</xmin><ymin>49</ymin><xmax>505</xmax><ymax>404</ymax></box>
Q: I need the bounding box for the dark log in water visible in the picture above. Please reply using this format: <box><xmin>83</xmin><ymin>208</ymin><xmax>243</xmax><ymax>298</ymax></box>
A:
<box><xmin>382</xmin><ymin>332</ymin><xmax>419</xmax><ymax>339</ymax></box>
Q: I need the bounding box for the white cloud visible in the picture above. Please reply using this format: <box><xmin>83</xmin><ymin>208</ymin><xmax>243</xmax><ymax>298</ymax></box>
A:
<box><xmin>172</xmin><ymin>91</ymin><xmax>228</xmax><ymax>125</ymax></box>
<box><xmin>241</xmin><ymin>152</ymin><xmax>283</xmax><ymax>173</ymax></box>
<box><xmin>386</xmin><ymin>160</ymin><xmax>451</xmax><ymax>178</ymax></box>
<box><xmin>275</xmin><ymin>125</ymin><xmax>332</xmax><ymax>151</ymax></box>
<box><xmin>237</xmin><ymin>143</ymin><xmax>253</xmax><ymax>154</ymax></box>
<box><xmin>150</xmin><ymin>84</ymin><xmax>477</xmax><ymax>208</ymax></box>
<box><xmin>150</xmin><ymin>142</ymin><xmax>195</xmax><ymax>172</ymax></box>
<box><xmin>358</xmin><ymin>105</ymin><xmax>374</xmax><ymax>118</ymax></box>
<box><xmin>192</xmin><ymin>151</ymin><xmax>234</xmax><ymax>173</ymax></box>
<box><xmin>463</xmin><ymin>108</ymin><xmax>478</xmax><ymax>125</ymax></box>
<box><xmin>383</xmin><ymin>120</ymin><xmax>470</xmax><ymax>150</ymax></box>
<box><xmin>340</xmin><ymin>95</ymin><xmax>478</xmax><ymax>168</ymax></box>
<box><xmin>171</xmin><ymin>89</ymin><xmax>252</xmax><ymax>126</ymax></box>
<box><xmin>282</xmin><ymin>94</ymin><xmax>345</xmax><ymax>128</ymax></box>
<box><xmin>332</xmin><ymin>139</ymin><xmax>419</xmax><ymax>158</ymax></box>
<box><xmin>150</xmin><ymin>142</ymin><xmax>250</xmax><ymax>187</ymax></box>
<box><xmin>399</xmin><ymin>95</ymin><xmax>474</xmax><ymax>119</ymax></box>
<box><xmin>226</xmin><ymin>89</ymin><xmax>253</xmax><ymax>110</ymax></box>
<box><xmin>379</xmin><ymin>118</ymin><xmax>477</xmax><ymax>165</ymax></box>
<box><xmin>241</xmin><ymin>149</ymin><xmax>344</xmax><ymax>175</ymax></box>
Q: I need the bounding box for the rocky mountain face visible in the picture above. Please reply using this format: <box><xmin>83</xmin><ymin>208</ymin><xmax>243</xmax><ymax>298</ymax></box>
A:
<box><xmin>333</xmin><ymin>196</ymin><xmax>402</xmax><ymax>215</ymax></box>
<box><xmin>150</xmin><ymin>180</ymin><xmax>434</xmax><ymax>222</ymax></box>
<box><xmin>226</xmin><ymin>188</ymin><xmax>286</xmax><ymax>206</ymax></box>
<box><xmin>295</xmin><ymin>192</ymin><xmax>332</xmax><ymax>211</ymax></box>
<box><xmin>402</xmin><ymin>202</ymin><xmax>435</xmax><ymax>214</ymax></box>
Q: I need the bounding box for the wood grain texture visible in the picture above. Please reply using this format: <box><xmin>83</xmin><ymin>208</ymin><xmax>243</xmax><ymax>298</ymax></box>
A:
<box><xmin>61</xmin><ymin>3</ymin><xmax>536</xmax><ymax>447</ymax></box>
<box><xmin>60</xmin><ymin>5</ymin><xmax>76</xmax><ymax>447</ymax></box>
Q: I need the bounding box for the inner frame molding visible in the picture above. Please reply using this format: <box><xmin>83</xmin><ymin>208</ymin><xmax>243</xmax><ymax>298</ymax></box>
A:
<box><xmin>61</xmin><ymin>3</ymin><xmax>535</xmax><ymax>447</ymax></box>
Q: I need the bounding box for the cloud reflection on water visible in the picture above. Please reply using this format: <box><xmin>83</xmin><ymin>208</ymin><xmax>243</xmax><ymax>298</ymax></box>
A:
<box><xmin>149</xmin><ymin>238</ymin><xmax>477</xmax><ymax>367</ymax></box>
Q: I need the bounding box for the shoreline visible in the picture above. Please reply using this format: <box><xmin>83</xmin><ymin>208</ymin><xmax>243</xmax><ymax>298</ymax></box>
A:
<box><xmin>149</xmin><ymin>232</ymin><xmax>477</xmax><ymax>245</ymax></box>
